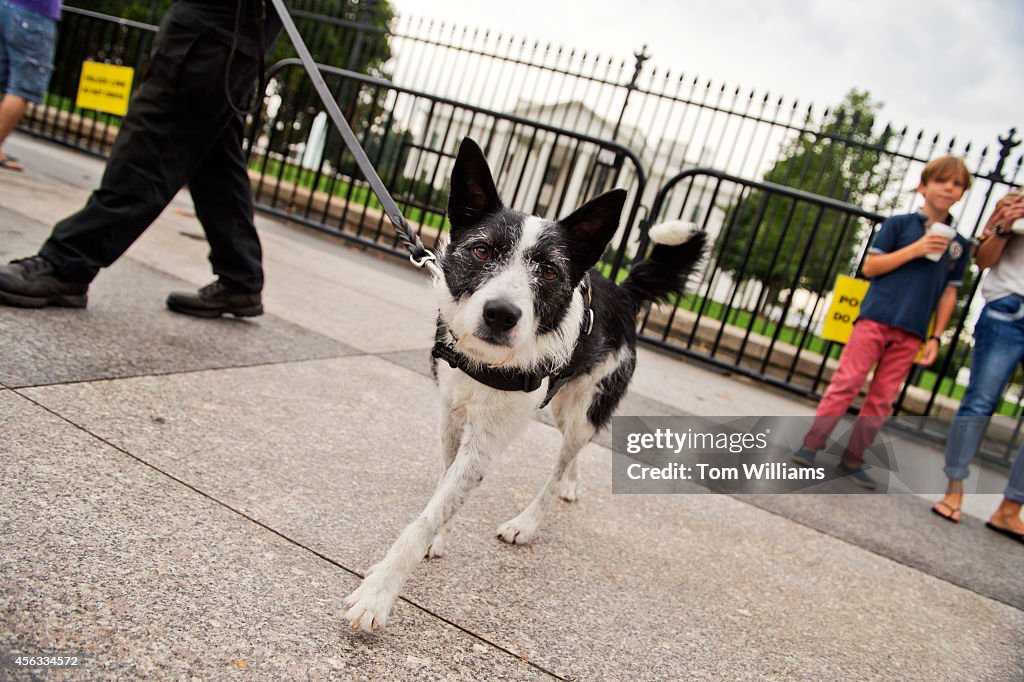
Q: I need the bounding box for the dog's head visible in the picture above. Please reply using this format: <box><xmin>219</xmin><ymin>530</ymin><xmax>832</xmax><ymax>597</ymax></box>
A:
<box><xmin>435</xmin><ymin>138</ymin><xmax>626</xmax><ymax>370</ymax></box>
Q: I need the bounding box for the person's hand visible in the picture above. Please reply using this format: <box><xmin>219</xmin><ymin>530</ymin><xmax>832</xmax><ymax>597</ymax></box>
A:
<box><xmin>996</xmin><ymin>201</ymin><xmax>1024</xmax><ymax>234</ymax></box>
<box><xmin>914</xmin><ymin>233</ymin><xmax>951</xmax><ymax>258</ymax></box>
<box><xmin>986</xmin><ymin>192</ymin><xmax>1024</xmax><ymax>236</ymax></box>
<box><xmin>917</xmin><ymin>337</ymin><xmax>940</xmax><ymax>366</ymax></box>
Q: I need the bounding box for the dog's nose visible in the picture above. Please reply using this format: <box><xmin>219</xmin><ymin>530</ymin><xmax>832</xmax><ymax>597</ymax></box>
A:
<box><xmin>483</xmin><ymin>299</ymin><xmax>521</xmax><ymax>332</ymax></box>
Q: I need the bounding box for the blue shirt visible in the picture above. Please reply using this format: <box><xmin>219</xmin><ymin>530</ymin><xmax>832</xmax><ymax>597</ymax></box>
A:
<box><xmin>857</xmin><ymin>211</ymin><xmax>969</xmax><ymax>338</ymax></box>
<box><xmin>10</xmin><ymin>0</ymin><xmax>61</xmax><ymax>20</ymax></box>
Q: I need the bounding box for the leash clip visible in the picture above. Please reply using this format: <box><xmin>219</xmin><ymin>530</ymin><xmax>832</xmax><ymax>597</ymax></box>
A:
<box><xmin>410</xmin><ymin>249</ymin><xmax>443</xmax><ymax>279</ymax></box>
<box><xmin>409</xmin><ymin>249</ymin><xmax>437</xmax><ymax>269</ymax></box>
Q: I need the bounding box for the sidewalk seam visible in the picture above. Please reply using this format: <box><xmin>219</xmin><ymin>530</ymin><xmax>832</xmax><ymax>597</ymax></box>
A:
<box><xmin>4</xmin><ymin>354</ymin><xmax>372</xmax><ymax>391</ymax></box>
<box><xmin>10</xmin><ymin>388</ymin><xmax>567</xmax><ymax>680</ymax></box>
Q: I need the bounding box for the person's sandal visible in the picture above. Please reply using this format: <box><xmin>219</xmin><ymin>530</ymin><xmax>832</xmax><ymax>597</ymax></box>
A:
<box><xmin>984</xmin><ymin>522</ymin><xmax>1024</xmax><ymax>545</ymax></box>
<box><xmin>0</xmin><ymin>154</ymin><xmax>24</xmax><ymax>172</ymax></box>
<box><xmin>931</xmin><ymin>500</ymin><xmax>961</xmax><ymax>524</ymax></box>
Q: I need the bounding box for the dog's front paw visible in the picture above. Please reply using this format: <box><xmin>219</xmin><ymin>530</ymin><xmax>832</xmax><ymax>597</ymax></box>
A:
<box><xmin>558</xmin><ymin>478</ymin><xmax>578</xmax><ymax>502</ymax></box>
<box><xmin>343</xmin><ymin>579</ymin><xmax>395</xmax><ymax>632</ymax></box>
<box><xmin>425</xmin><ymin>528</ymin><xmax>449</xmax><ymax>559</ymax></box>
<box><xmin>497</xmin><ymin>514</ymin><xmax>539</xmax><ymax>545</ymax></box>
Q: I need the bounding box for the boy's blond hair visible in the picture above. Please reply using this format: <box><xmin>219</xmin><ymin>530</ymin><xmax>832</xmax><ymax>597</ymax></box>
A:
<box><xmin>920</xmin><ymin>155</ymin><xmax>972</xmax><ymax>189</ymax></box>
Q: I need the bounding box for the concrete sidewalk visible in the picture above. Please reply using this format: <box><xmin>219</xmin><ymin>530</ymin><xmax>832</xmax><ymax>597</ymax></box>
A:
<box><xmin>1</xmin><ymin>133</ymin><xmax>1022</xmax><ymax>680</ymax></box>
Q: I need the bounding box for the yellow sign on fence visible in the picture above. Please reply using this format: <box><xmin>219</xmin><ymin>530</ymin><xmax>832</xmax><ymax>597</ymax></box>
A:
<box><xmin>821</xmin><ymin>275</ymin><xmax>870</xmax><ymax>344</ymax></box>
<box><xmin>821</xmin><ymin>274</ymin><xmax>934</xmax><ymax>361</ymax></box>
<box><xmin>75</xmin><ymin>61</ymin><xmax>134</xmax><ymax>116</ymax></box>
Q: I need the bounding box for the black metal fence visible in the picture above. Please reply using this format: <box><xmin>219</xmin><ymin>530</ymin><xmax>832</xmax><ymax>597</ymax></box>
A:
<box><xmin>18</xmin><ymin>4</ymin><xmax>1024</xmax><ymax>467</ymax></box>
<box><xmin>635</xmin><ymin>169</ymin><xmax>1021</xmax><ymax>465</ymax></box>
<box><xmin>22</xmin><ymin>7</ymin><xmax>157</xmax><ymax>156</ymax></box>
<box><xmin>250</xmin><ymin>60</ymin><xmax>647</xmax><ymax>267</ymax></box>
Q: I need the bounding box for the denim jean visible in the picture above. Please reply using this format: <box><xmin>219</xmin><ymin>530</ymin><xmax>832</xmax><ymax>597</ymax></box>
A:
<box><xmin>944</xmin><ymin>294</ymin><xmax>1024</xmax><ymax>503</ymax></box>
<box><xmin>0</xmin><ymin>0</ymin><xmax>58</xmax><ymax>104</ymax></box>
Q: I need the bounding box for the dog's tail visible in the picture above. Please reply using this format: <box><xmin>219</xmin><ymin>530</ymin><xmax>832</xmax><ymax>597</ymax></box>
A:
<box><xmin>620</xmin><ymin>220</ymin><xmax>707</xmax><ymax>313</ymax></box>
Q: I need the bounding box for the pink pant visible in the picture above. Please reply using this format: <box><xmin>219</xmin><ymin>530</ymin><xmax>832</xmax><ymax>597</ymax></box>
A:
<box><xmin>804</xmin><ymin>318</ymin><xmax>922</xmax><ymax>467</ymax></box>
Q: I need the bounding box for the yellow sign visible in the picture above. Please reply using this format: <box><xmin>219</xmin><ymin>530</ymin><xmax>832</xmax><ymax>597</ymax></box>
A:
<box><xmin>821</xmin><ymin>274</ymin><xmax>934</xmax><ymax>360</ymax></box>
<box><xmin>75</xmin><ymin>61</ymin><xmax>134</xmax><ymax>116</ymax></box>
<box><xmin>822</xmin><ymin>275</ymin><xmax>870</xmax><ymax>344</ymax></box>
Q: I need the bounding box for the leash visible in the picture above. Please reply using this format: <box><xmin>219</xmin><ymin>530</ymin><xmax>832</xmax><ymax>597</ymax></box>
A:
<box><xmin>266</xmin><ymin>0</ymin><xmax>442</xmax><ymax>279</ymax></box>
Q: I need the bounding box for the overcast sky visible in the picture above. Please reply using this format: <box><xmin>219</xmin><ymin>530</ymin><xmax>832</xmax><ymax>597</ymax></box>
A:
<box><xmin>389</xmin><ymin>0</ymin><xmax>1023</xmax><ymax>159</ymax></box>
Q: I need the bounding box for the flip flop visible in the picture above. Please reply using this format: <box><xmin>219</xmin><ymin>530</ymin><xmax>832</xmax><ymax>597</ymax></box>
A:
<box><xmin>985</xmin><ymin>521</ymin><xmax>1024</xmax><ymax>545</ymax></box>
<box><xmin>0</xmin><ymin>154</ymin><xmax>24</xmax><ymax>172</ymax></box>
<box><xmin>931</xmin><ymin>500</ymin><xmax>961</xmax><ymax>524</ymax></box>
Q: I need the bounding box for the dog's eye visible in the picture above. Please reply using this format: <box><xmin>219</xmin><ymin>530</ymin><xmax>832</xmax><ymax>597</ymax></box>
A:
<box><xmin>471</xmin><ymin>244</ymin><xmax>493</xmax><ymax>261</ymax></box>
<box><xmin>538</xmin><ymin>265</ymin><xmax>559</xmax><ymax>282</ymax></box>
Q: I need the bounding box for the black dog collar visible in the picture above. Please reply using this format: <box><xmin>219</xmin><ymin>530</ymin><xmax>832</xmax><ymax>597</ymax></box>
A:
<box><xmin>431</xmin><ymin>342</ymin><xmax>547</xmax><ymax>392</ymax></box>
<box><xmin>432</xmin><ymin>275</ymin><xmax>594</xmax><ymax>395</ymax></box>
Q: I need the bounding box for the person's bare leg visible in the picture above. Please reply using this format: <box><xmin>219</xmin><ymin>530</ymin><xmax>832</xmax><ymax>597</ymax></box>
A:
<box><xmin>0</xmin><ymin>94</ymin><xmax>28</xmax><ymax>169</ymax></box>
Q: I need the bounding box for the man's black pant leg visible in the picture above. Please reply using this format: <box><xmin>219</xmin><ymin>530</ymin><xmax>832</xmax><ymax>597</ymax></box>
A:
<box><xmin>189</xmin><ymin>114</ymin><xmax>263</xmax><ymax>293</ymax></box>
<box><xmin>40</xmin><ymin>6</ymin><xmax>262</xmax><ymax>286</ymax></box>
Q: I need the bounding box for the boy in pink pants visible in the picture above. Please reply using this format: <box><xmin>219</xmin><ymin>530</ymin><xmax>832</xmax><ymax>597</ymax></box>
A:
<box><xmin>792</xmin><ymin>156</ymin><xmax>972</xmax><ymax>488</ymax></box>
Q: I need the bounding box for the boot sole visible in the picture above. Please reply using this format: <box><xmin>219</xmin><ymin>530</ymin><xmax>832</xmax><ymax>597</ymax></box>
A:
<box><xmin>166</xmin><ymin>302</ymin><xmax>264</xmax><ymax>318</ymax></box>
<box><xmin>0</xmin><ymin>289</ymin><xmax>87</xmax><ymax>308</ymax></box>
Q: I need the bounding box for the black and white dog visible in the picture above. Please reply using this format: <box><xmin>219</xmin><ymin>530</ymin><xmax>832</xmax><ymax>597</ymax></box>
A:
<box><xmin>344</xmin><ymin>138</ymin><xmax>705</xmax><ymax>631</ymax></box>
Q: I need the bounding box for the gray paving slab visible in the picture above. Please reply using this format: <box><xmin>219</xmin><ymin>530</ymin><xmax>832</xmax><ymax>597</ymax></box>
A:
<box><xmin>20</xmin><ymin>357</ymin><xmax>1024</xmax><ymax>680</ymax></box>
<box><xmin>741</xmin><ymin>494</ymin><xmax>1024</xmax><ymax>610</ymax></box>
<box><xmin>0</xmin><ymin>391</ymin><xmax>552</xmax><ymax>680</ymax></box>
<box><xmin>0</xmin><ymin>207</ymin><xmax>357</xmax><ymax>388</ymax></box>
<box><xmin>380</xmin><ymin>350</ymin><xmax>1024</xmax><ymax>610</ymax></box>
<box><xmin>377</xmin><ymin>350</ymin><xmax>1024</xmax><ymax>612</ymax></box>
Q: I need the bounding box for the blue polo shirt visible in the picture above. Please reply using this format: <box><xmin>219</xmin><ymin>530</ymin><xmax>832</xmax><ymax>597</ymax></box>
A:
<box><xmin>856</xmin><ymin>211</ymin><xmax>969</xmax><ymax>338</ymax></box>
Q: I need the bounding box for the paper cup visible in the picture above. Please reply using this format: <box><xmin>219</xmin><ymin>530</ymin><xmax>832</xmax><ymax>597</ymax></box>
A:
<box><xmin>1012</xmin><ymin>218</ymin><xmax>1024</xmax><ymax>235</ymax></box>
<box><xmin>926</xmin><ymin>222</ymin><xmax>956</xmax><ymax>261</ymax></box>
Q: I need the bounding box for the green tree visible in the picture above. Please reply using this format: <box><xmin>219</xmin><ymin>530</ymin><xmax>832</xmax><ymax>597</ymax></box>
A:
<box><xmin>79</xmin><ymin>1</ymin><xmax>169</xmax><ymax>23</ymax></box>
<box><xmin>253</xmin><ymin>1</ymin><xmax>399</xmax><ymax>170</ymax></box>
<box><xmin>74</xmin><ymin>1</ymin><xmax>395</xmax><ymax>76</ymax></box>
<box><xmin>69</xmin><ymin>1</ymin><xmax>404</xmax><ymax>175</ymax></box>
<box><xmin>715</xmin><ymin>89</ymin><xmax>902</xmax><ymax>316</ymax></box>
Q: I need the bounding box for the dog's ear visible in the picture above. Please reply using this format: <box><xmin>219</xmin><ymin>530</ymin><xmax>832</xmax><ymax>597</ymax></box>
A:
<box><xmin>447</xmin><ymin>138</ymin><xmax>501</xmax><ymax>233</ymax></box>
<box><xmin>559</xmin><ymin>189</ymin><xmax>627</xmax><ymax>280</ymax></box>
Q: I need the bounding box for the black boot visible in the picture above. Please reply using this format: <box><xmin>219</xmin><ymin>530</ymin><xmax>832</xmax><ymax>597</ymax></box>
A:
<box><xmin>0</xmin><ymin>256</ymin><xmax>89</xmax><ymax>308</ymax></box>
<box><xmin>166</xmin><ymin>280</ymin><xmax>263</xmax><ymax>318</ymax></box>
